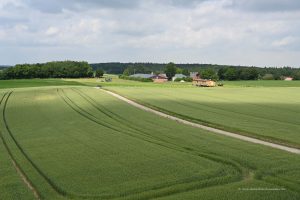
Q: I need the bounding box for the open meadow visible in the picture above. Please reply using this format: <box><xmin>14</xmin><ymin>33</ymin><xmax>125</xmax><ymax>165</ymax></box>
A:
<box><xmin>0</xmin><ymin>79</ymin><xmax>300</xmax><ymax>200</ymax></box>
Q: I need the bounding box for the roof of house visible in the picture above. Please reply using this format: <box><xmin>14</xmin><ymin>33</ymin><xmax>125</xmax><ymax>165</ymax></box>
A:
<box><xmin>190</xmin><ymin>72</ymin><xmax>199</xmax><ymax>76</ymax></box>
<box><xmin>153</xmin><ymin>75</ymin><xmax>168</xmax><ymax>79</ymax></box>
<box><xmin>130</xmin><ymin>74</ymin><xmax>154</xmax><ymax>79</ymax></box>
<box><xmin>173</xmin><ymin>74</ymin><xmax>187</xmax><ymax>78</ymax></box>
<box><xmin>158</xmin><ymin>73</ymin><xmax>167</xmax><ymax>78</ymax></box>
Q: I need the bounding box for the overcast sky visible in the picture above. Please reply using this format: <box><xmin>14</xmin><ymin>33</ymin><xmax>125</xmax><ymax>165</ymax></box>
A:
<box><xmin>1</xmin><ymin>0</ymin><xmax>300</xmax><ymax>67</ymax></box>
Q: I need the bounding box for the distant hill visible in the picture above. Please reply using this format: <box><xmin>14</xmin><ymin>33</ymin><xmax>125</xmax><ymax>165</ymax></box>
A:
<box><xmin>0</xmin><ymin>65</ymin><xmax>11</xmax><ymax>70</ymax></box>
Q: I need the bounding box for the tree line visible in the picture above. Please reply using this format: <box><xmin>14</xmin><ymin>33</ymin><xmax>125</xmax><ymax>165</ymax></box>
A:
<box><xmin>119</xmin><ymin>62</ymin><xmax>300</xmax><ymax>81</ymax></box>
<box><xmin>1</xmin><ymin>61</ymin><xmax>299</xmax><ymax>81</ymax></box>
<box><xmin>0</xmin><ymin>61</ymin><xmax>95</xmax><ymax>79</ymax></box>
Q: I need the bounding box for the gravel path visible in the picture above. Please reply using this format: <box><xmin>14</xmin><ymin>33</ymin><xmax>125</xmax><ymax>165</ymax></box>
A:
<box><xmin>101</xmin><ymin>88</ymin><xmax>300</xmax><ymax>155</ymax></box>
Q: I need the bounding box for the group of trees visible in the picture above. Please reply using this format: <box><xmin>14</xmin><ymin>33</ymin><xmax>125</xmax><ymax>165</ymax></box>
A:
<box><xmin>1</xmin><ymin>61</ymin><xmax>299</xmax><ymax>81</ymax></box>
<box><xmin>163</xmin><ymin>63</ymin><xmax>260</xmax><ymax>81</ymax></box>
<box><xmin>0</xmin><ymin>61</ymin><xmax>94</xmax><ymax>79</ymax></box>
<box><xmin>217</xmin><ymin>67</ymin><xmax>259</xmax><ymax>81</ymax></box>
<box><xmin>259</xmin><ymin>67</ymin><xmax>300</xmax><ymax>80</ymax></box>
<box><xmin>122</xmin><ymin>64</ymin><xmax>152</xmax><ymax>76</ymax></box>
<box><xmin>164</xmin><ymin>62</ymin><xmax>177</xmax><ymax>80</ymax></box>
<box><xmin>96</xmin><ymin>62</ymin><xmax>300</xmax><ymax>81</ymax></box>
<box><xmin>120</xmin><ymin>62</ymin><xmax>300</xmax><ymax>81</ymax></box>
<box><xmin>95</xmin><ymin>69</ymin><xmax>104</xmax><ymax>78</ymax></box>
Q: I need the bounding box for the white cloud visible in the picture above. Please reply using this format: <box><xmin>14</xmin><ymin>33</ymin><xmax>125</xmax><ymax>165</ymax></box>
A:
<box><xmin>45</xmin><ymin>27</ymin><xmax>59</xmax><ymax>36</ymax></box>
<box><xmin>0</xmin><ymin>0</ymin><xmax>300</xmax><ymax>67</ymax></box>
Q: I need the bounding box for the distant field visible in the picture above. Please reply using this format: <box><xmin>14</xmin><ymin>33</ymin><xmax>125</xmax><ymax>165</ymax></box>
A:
<box><xmin>223</xmin><ymin>80</ymin><xmax>300</xmax><ymax>87</ymax></box>
<box><xmin>67</xmin><ymin>76</ymin><xmax>300</xmax><ymax>88</ymax></box>
<box><xmin>0</xmin><ymin>79</ymin><xmax>83</xmax><ymax>89</ymax></box>
<box><xmin>108</xmin><ymin>86</ymin><xmax>300</xmax><ymax>148</ymax></box>
<box><xmin>1</xmin><ymin>87</ymin><xmax>300</xmax><ymax>199</ymax></box>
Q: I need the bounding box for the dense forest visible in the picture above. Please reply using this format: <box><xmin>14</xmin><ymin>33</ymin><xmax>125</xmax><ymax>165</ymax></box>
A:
<box><xmin>0</xmin><ymin>61</ymin><xmax>93</xmax><ymax>79</ymax></box>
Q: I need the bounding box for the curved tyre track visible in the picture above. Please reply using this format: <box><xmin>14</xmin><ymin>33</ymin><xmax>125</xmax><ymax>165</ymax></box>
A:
<box><xmin>58</xmin><ymin>88</ymin><xmax>245</xmax><ymax>198</ymax></box>
<box><xmin>100</xmin><ymin>88</ymin><xmax>300</xmax><ymax>155</ymax></box>
<box><xmin>0</xmin><ymin>92</ymin><xmax>41</xmax><ymax>199</ymax></box>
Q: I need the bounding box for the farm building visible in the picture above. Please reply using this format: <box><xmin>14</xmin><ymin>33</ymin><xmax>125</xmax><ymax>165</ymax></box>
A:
<box><xmin>130</xmin><ymin>74</ymin><xmax>154</xmax><ymax>79</ymax></box>
<box><xmin>129</xmin><ymin>73</ymin><xmax>168</xmax><ymax>83</ymax></box>
<box><xmin>284</xmin><ymin>77</ymin><xmax>293</xmax><ymax>81</ymax></box>
<box><xmin>193</xmin><ymin>79</ymin><xmax>216</xmax><ymax>87</ymax></box>
<box><xmin>172</xmin><ymin>74</ymin><xmax>187</xmax><ymax>81</ymax></box>
<box><xmin>152</xmin><ymin>74</ymin><xmax>168</xmax><ymax>83</ymax></box>
<box><xmin>190</xmin><ymin>72</ymin><xmax>200</xmax><ymax>79</ymax></box>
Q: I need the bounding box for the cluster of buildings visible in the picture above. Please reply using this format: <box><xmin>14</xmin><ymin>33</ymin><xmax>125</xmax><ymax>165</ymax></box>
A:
<box><xmin>130</xmin><ymin>73</ymin><xmax>169</xmax><ymax>83</ymax></box>
<box><xmin>129</xmin><ymin>72</ymin><xmax>216</xmax><ymax>86</ymax></box>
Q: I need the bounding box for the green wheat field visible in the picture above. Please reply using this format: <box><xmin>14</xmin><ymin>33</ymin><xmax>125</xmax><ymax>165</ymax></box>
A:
<box><xmin>0</xmin><ymin>78</ymin><xmax>300</xmax><ymax>200</ymax></box>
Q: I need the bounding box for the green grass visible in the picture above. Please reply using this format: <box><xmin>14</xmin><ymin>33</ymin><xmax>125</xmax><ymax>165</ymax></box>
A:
<box><xmin>0</xmin><ymin>87</ymin><xmax>300</xmax><ymax>199</ymax></box>
<box><xmin>222</xmin><ymin>80</ymin><xmax>300</xmax><ymax>87</ymax></box>
<box><xmin>0</xmin><ymin>79</ymin><xmax>84</xmax><ymax>89</ymax></box>
<box><xmin>108</xmin><ymin>86</ymin><xmax>300</xmax><ymax>148</ymax></box>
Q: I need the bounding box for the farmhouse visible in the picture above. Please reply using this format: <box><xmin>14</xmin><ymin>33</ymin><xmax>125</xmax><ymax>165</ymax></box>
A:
<box><xmin>190</xmin><ymin>72</ymin><xmax>199</xmax><ymax>79</ymax></box>
<box><xmin>172</xmin><ymin>74</ymin><xmax>187</xmax><ymax>81</ymax></box>
<box><xmin>193</xmin><ymin>78</ymin><xmax>216</xmax><ymax>87</ymax></box>
<box><xmin>152</xmin><ymin>74</ymin><xmax>168</xmax><ymax>83</ymax></box>
<box><xmin>129</xmin><ymin>73</ymin><xmax>168</xmax><ymax>83</ymax></box>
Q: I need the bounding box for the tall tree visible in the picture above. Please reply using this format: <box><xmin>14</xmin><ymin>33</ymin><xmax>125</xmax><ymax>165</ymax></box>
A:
<box><xmin>182</xmin><ymin>68</ymin><xmax>190</xmax><ymax>76</ymax></box>
<box><xmin>224</xmin><ymin>67</ymin><xmax>239</xmax><ymax>80</ymax></box>
<box><xmin>240</xmin><ymin>68</ymin><xmax>259</xmax><ymax>80</ymax></box>
<box><xmin>201</xmin><ymin>69</ymin><xmax>219</xmax><ymax>81</ymax></box>
<box><xmin>164</xmin><ymin>62</ymin><xmax>177</xmax><ymax>80</ymax></box>
<box><xmin>95</xmin><ymin>69</ymin><xmax>104</xmax><ymax>78</ymax></box>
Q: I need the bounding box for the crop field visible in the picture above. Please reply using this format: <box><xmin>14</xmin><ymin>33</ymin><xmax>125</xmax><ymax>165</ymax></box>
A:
<box><xmin>0</xmin><ymin>86</ymin><xmax>300</xmax><ymax>200</ymax></box>
<box><xmin>108</xmin><ymin>86</ymin><xmax>300</xmax><ymax>148</ymax></box>
<box><xmin>0</xmin><ymin>79</ymin><xmax>83</xmax><ymax>89</ymax></box>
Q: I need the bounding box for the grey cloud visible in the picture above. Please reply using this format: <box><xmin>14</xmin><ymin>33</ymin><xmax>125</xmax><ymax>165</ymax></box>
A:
<box><xmin>1</xmin><ymin>0</ymin><xmax>300</xmax><ymax>66</ymax></box>
<box><xmin>0</xmin><ymin>17</ymin><xmax>28</xmax><ymax>28</ymax></box>
<box><xmin>25</xmin><ymin>0</ymin><xmax>211</xmax><ymax>13</ymax></box>
<box><xmin>230</xmin><ymin>0</ymin><xmax>300</xmax><ymax>12</ymax></box>
<box><xmin>25</xmin><ymin>0</ymin><xmax>141</xmax><ymax>13</ymax></box>
<box><xmin>168</xmin><ymin>0</ymin><xmax>208</xmax><ymax>7</ymax></box>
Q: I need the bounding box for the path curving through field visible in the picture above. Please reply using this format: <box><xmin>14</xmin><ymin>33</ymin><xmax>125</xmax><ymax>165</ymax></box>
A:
<box><xmin>100</xmin><ymin>88</ymin><xmax>300</xmax><ymax>155</ymax></box>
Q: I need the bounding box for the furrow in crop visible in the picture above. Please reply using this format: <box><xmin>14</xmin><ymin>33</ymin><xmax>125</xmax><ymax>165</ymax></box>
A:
<box><xmin>68</xmin><ymin>89</ymin><xmax>245</xmax><ymax>176</ymax></box>
<box><xmin>0</xmin><ymin>92</ymin><xmax>41</xmax><ymax>199</ymax></box>
<box><xmin>72</xmin><ymin>88</ymin><xmax>185</xmax><ymax>146</ymax></box>
<box><xmin>58</xmin><ymin>88</ymin><xmax>246</xmax><ymax>198</ymax></box>
<box><xmin>1</xmin><ymin>91</ymin><xmax>67</xmax><ymax>198</ymax></box>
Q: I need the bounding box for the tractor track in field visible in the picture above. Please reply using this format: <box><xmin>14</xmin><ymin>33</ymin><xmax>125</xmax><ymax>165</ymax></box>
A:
<box><xmin>0</xmin><ymin>92</ymin><xmax>41</xmax><ymax>200</ymax></box>
<box><xmin>100</xmin><ymin>88</ymin><xmax>300</xmax><ymax>155</ymax></box>
<box><xmin>0</xmin><ymin>88</ymin><xmax>296</xmax><ymax>199</ymax></box>
<box><xmin>58</xmin><ymin>88</ymin><xmax>248</xmax><ymax>198</ymax></box>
